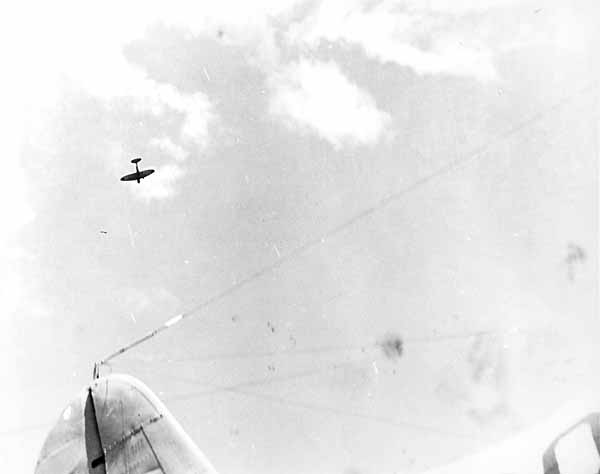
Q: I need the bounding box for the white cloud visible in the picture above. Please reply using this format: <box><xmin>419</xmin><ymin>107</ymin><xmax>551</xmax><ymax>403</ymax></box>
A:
<box><xmin>286</xmin><ymin>0</ymin><xmax>594</xmax><ymax>83</ymax></box>
<box><xmin>287</xmin><ymin>0</ymin><xmax>498</xmax><ymax>81</ymax></box>
<box><xmin>150</xmin><ymin>137</ymin><xmax>189</xmax><ymax>162</ymax></box>
<box><xmin>1</xmin><ymin>1</ymin><xmax>216</xmax><ymax>206</ymax></box>
<box><xmin>131</xmin><ymin>163</ymin><xmax>185</xmax><ymax>201</ymax></box>
<box><xmin>140</xmin><ymin>85</ymin><xmax>213</xmax><ymax>148</ymax></box>
<box><xmin>404</xmin><ymin>0</ymin><xmax>525</xmax><ymax>14</ymax></box>
<box><xmin>122</xmin><ymin>286</ymin><xmax>180</xmax><ymax>316</ymax></box>
<box><xmin>269</xmin><ymin>59</ymin><xmax>390</xmax><ymax>148</ymax></box>
<box><xmin>0</xmin><ymin>50</ymin><xmax>36</xmax><ymax>328</ymax></box>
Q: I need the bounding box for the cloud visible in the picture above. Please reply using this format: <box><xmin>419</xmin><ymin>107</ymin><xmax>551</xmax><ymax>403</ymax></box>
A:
<box><xmin>150</xmin><ymin>137</ymin><xmax>189</xmax><ymax>162</ymax></box>
<box><xmin>287</xmin><ymin>0</ymin><xmax>498</xmax><ymax>81</ymax></box>
<box><xmin>286</xmin><ymin>0</ymin><xmax>594</xmax><ymax>83</ymax></box>
<box><xmin>0</xmin><ymin>150</ymin><xmax>34</xmax><ymax>241</ymax></box>
<box><xmin>269</xmin><ymin>59</ymin><xmax>390</xmax><ymax>148</ymax></box>
<box><xmin>434</xmin><ymin>334</ymin><xmax>512</xmax><ymax>427</ymax></box>
<box><xmin>403</xmin><ymin>0</ymin><xmax>525</xmax><ymax>14</ymax></box>
<box><xmin>465</xmin><ymin>335</ymin><xmax>510</xmax><ymax>420</ymax></box>
<box><xmin>0</xmin><ymin>48</ymin><xmax>36</xmax><ymax>327</ymax></box>
<box><xmin>135</xmin><ymin>85</ymin><xmax>214</xmax><ymax>148</ymax></box>
<box><xmin>131</xmin><ymin>163</ymin><xmax>185</xmax><ymax>201</ymax></box>
<box><xmin>122</xmin><ymin>286</ymin><xmax>180</xmax><ymax>316</ymax></box>
<box><xmin>3</xmin><ymin>1</ymin><xmax>215</xmax><ymax>203</ymax></box>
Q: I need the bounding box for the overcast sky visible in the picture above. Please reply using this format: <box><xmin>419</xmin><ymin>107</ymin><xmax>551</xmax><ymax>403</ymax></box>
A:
<box><xmin>1</xmin><ymin>1</ymin><xmax>598</xmax><ymax>473</ymax></box>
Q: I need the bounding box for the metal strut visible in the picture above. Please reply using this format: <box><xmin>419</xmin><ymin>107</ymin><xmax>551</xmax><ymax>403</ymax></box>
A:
<box><xmin>92</xmin><ymin>313</ymin><xmax>186</xmax><ymax>380</ymax></box>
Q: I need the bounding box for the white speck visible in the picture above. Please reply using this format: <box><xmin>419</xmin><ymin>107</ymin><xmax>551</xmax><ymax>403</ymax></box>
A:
<box><xmin>62</xmin><ymin>406</ymin><xmax>72</xmax><ymax>421</ymax></box>
<box><xmin>244</xmin><ymin>175</ymin><xmax>250</xmax><ymax>184</ymax></box>
<box><xmin>203</xmin><ymin>66</ymin><xmax>211</xmax><ymax>81</ymax></box>
<box><xmin>127</xmin><ymin>223</ymin><xmax>136</xmax><ymax>248</ymax></box>
<box><xmin>273</xmin><ymin>245</ymin><xmax>281</xmax><ymax>258</ymax></box>
<box><xmin>372</xmin><ymin>361</ymin><xmax>379</xmax><ymax>375</ymax></box>
<box><xmin>130</xmin><ymin>313</ymin><xmax>137</xmax><ymax>323</ymax></box>
<box><xmin>184</xmin><ymin>259</ymin><xmax>190</xmax><ymax>265</ymax></box>
<box><xmin>165</xmin><ymin>314</ymin><xmax>183</xmax><ymax>327</ymax></box>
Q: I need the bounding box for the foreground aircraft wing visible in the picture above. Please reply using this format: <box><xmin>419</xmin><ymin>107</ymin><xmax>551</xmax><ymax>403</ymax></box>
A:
<box><xmin>35</xmin><ymin>374</ymin><xmax>218</xmax><ymax>474</ymax></box>
<box><xmin>34</xmin><ymin>373</ymin><xmax>600</xmax><ymax>474</ymax></box>
<box><xmin>425</xmin><ymin>397</ymin><xmax>600</xmax><ymax>474</ymax></box>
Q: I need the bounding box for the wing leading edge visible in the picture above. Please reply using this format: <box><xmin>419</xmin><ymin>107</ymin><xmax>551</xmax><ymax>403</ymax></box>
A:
<box><xmin>120</xmin><ymin>169</ymin><xmax>155</xmax><ymax>182</ymax></box>
<box><xmin>425</xmin><ymin>398</ymin><xmax>600</xmax><ymax>474</ymax></box>
<box><xmin>35</xmin><ymin>374</ymin><xmax>600</xmax><ymax>474</ymax></box>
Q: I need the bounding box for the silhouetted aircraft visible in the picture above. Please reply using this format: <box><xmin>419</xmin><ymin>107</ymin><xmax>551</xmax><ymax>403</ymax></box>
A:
<box><xmin>120</xmin><ymin>158</ymin><xmax>155</xmax><ymax>184</ymax></box>
<box><xmin>34</xmin><ymin>372</ymin><xmax>600</xmax><ymax>474</ymax></box>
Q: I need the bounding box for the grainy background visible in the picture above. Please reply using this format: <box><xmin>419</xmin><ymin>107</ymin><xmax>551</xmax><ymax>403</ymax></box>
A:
<box><xmin>1</xmin><ymin>1</ymin><xmax>598</xmax><ymax>473</ymax></box>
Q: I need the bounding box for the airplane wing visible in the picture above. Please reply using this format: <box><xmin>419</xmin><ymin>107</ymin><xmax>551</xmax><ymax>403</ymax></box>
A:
<box><xmin>34</xmin><ymin>373</ymin><xmax>600</xmax><ymax>474</ymax></box>
<box><xmin>120</xmin><ymin>173</ymin><xmax>139</xmax><ymax>182</ymax></box>
<box><xmin>120</xmin><ymin>170</ymin><xmax>154</xmax><ymax>181</ymax></box>
<box><xmin>138</xmin><ymin>169</ymin><xmax>155</xmax><ymax>179</ymax></box>
<box><xmin>34</xmin><ymin>374</ymin><xmax>218</xmax><ymax>474</ymax></box>
<box><xmin>424</xmin><ymin>397</ymin><xmax>600</xmax><ymax>474</ymax></box>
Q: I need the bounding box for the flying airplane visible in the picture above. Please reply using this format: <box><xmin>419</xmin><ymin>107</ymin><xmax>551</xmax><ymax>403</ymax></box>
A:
<box><xmin>34</xmin><ymin>371</ymin><xmax>600</xmax><ymax>474</ymax></box>
<box><xmin>120</xmin><ymin>158</ymin><xmax>155</xmax><ymax>184</ymax></box>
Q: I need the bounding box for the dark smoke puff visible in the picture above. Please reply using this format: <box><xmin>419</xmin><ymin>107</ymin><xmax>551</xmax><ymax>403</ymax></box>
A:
<box><xmin>379</xmin><ymin>334</ymin><xmax>404</xmax><ymax>359</ymax></box>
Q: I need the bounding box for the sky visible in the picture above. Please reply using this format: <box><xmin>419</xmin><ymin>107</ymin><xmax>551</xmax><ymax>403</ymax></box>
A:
<box><xmin>0</xmin><ymin>1</ymin><xmax>598</xmax><ymax>473</ymax></box>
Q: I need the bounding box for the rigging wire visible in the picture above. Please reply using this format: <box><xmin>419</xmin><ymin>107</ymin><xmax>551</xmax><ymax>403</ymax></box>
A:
<box><xmin>117</xmin><ymin>329</ymin><xmax>502</xmax><ymax>366</ymax></box>
<box><xmin>2</xmin><ymin>330</ymin><xmax>499</xmax><ymax>438</ymax></box>
<box><xmin>0</xmin><ymin>327</ymin><xmax>537</xmax><ymax>439</ymax></box>
<box><xmin>1</xmin><ymin>353</ymin><xmax>437</xmax><ymax>438</ymax></box>
<box><xmin>165</xmin><ymin>355</ymin><xmax>377</xmax><ymax>401</ymax></box>
<box><xmin>163</xmin><ymin>353</ymin><xmax>483</xmax><ymax>441</ymax></box>
<box><xmin>227</xmin><ymin>389</ymin><xmax>484</xmax><ymax>441</ymax></box>
<box><xmin>93</xmin><ymin>77</ymin><xmax>599</xmax><ymax>376</ymax></box>
<box><xmin>13</xmin><ymin>77</ymin><xmax>595</xmax><ymax>441</ymax></box>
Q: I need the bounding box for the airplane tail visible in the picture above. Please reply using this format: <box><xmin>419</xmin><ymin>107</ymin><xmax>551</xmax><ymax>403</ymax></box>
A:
<box><xmin>34</xmin><ymin>374</ymin><xmax>218</xmax><ymax>474</ymax></box>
